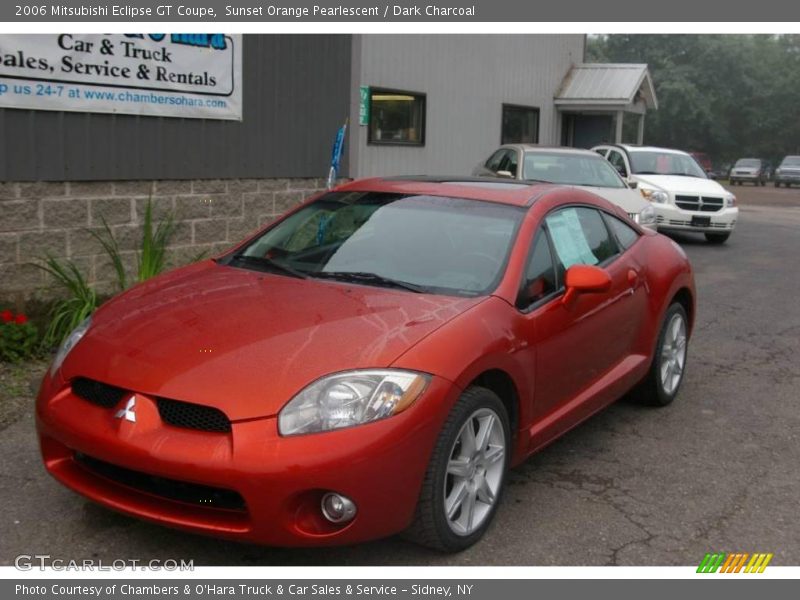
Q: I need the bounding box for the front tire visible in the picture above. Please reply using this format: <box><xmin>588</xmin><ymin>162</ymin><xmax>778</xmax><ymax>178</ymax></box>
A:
<box><xmin>633</xmin><ymin>303</ymin><xmax>689</xmax><ymax>407</ymax></box>
<box><xmin>705</xmin><ymin>232</ymin><xmax>730</xmax><ymax>244</ymax></box>
<box><xmin>404</xmin><ymin>387</ymin><xmax>510</xmax><ymax>552</ymax></box>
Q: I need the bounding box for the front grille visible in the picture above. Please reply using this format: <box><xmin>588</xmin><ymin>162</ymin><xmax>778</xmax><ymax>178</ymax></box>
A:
<box><xmin>675</xmin><ymin>195</ymin><xmax>724</xmax><ymax>213</ymax></box>
<box><xmin>157</xmin><ymin>398</ymin><xmax>231</xmax><ymax>433</ymax></box>
<box><xmin>74</xmin><ymin>452</ymin><xmax>246</xmax><ymax>511</ymax></box>
<box><xmin>71</xmin><ymin>377</ymin><xmax>231</xmax><ymax>433</ymax></box>
<box><xmin>72</xmin><ymin>378</ymin><xmax>128</xmax><ymax>408</ymax></box>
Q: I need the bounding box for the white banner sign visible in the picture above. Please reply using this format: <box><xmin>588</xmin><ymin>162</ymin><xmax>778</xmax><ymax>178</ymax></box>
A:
<box><xmin>0</xmin><ymin>34</ymin><xmax>242</xmax><ymax>120</ymax></box>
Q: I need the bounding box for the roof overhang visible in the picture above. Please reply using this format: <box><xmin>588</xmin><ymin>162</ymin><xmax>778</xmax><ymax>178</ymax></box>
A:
<box><xmin>555</xmin><ymin>63</ymin><xmax>658</xmax><ymax>112</ymax></box>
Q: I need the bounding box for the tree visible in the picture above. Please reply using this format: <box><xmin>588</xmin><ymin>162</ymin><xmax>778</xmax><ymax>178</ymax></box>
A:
<box><xmin>587</xmin><ymin>35</ymin><xmax>800</xmax><ymax>164</ymax></box>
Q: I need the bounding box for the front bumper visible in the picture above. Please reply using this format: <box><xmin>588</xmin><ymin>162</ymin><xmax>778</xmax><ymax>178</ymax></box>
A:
<box><xmin>654</xmin><ymin>204</ymin><xmax>738</xmax><ymax>233</ymax></box>
<box><xmin>36</xmin><ymin>372</ymin><xmax>459</xmax><ymax>546</ymax></box>
<box><xmin>775</xmin><ymin>172</ymin><xmax>800</xmax><ymax>184</ymax></box>
<box><xmin>730</xmin><ymin>172</ymin><xmax>762</xmax><ymax>182</ymax></box>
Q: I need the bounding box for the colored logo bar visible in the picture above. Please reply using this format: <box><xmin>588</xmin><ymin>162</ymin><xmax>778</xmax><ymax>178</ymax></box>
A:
<box><xmin>697</xmin><ymin>552</ymin><xmax>774</xmax><ymax>573</ymax></box>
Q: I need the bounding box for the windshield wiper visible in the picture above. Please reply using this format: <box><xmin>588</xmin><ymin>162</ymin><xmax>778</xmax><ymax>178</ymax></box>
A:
<box><xmin>311</xmin><ymin>271</ymin><xmax>426</xmax><ymax>293</ymax></box>
<box><xmin>228</xmin><ymin>253</ymin><xmax>307</xmax><ymax>279</ymax></box>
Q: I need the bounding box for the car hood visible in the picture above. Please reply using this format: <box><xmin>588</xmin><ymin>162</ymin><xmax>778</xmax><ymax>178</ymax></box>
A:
<box><xmin>63</xmin><ymin>261</ymin><xmax>483</xmax><ymax>420</ymax></box>
<box><xmin>733</xmin><ymin>167</ymin><xmax>759</xmax><ymax>173</ymax></box>
<box><xmin>574</xmin><ymin>186</ymin><xmax>647</xmax><ymax>214</ymax></box>
<box><xmin>632</xmin><ymin>174</ymin><xmax>730</xmax><ymax>196</ymax></box>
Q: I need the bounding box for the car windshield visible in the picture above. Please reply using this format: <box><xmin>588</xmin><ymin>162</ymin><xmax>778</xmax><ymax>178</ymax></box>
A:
<box><xmin>735</xmin><ymin>159</ymin><xmax>761</xmax><ymax>168</ymax></box>
<box><xmin>227</xmin><ymin>192</ymin><xmax>524</xmax><ymax>297</ymax></box>
<box><xmin>781</xmin><ymin>156</ymin><xmax>800</xmax><ymax>167</ymax></box>
<box><xmin>523</xmin><ymin>152</ymin><xmax>625</xmax><ymax>188</ymax></box>
<box><xmin>629</xmin><ymin>151</ymin><xmax>707</xmax><ymax>178</ymax></box>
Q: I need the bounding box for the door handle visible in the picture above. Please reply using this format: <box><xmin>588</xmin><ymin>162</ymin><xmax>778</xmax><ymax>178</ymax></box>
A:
<box><xmin>627</xmin><ymin>269</ymin><xmax>639</xmax><ymax>294</ymax></box>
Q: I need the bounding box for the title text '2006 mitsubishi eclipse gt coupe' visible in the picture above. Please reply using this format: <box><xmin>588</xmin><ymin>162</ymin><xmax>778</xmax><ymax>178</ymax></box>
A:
<box><xmin>37</xmin><ymin>177</ymin><xmax>695</xmax><ymax>552</ymax></box>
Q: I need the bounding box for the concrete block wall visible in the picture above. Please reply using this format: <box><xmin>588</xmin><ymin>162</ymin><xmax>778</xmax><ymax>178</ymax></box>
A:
<box><xmin>0</xmin><ymin>178</ymin><xmax>326</xmax><ymax>307</ymax></box>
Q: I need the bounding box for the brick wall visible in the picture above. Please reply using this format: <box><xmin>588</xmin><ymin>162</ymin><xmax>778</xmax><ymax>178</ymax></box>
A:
<box><xmin>0</xmin><ymin>178</ymin><xmax>326</xmax><ymax>307</ymax></box>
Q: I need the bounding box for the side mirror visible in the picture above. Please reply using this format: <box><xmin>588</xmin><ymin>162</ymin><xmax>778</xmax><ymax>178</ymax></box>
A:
<box><xmin>496</xmin><ymin>170</ymin><xmax>514</xmax><ymax>179</ymax></box>
<box><xmin>628</xmin><ymin>180</ymin><xmax>638</xmax><ymax>189</ymax></box>
<box><xmin>562</xmin><ymin>264</ymin><xmax>612</xmax><ymax>306</ymax></box>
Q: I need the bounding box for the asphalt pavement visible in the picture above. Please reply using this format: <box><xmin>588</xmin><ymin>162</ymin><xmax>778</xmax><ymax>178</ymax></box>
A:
<box><xmin>1</xmin><ymin>186</ymin><xmax>799</xmax><ymax>567</ymax></box>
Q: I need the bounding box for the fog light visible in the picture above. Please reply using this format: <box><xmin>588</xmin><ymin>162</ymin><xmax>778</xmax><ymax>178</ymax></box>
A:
<box><xmin>321</xmin><ymin>493</ymin><xmax>357</xmax><ymax>523</ymax></box>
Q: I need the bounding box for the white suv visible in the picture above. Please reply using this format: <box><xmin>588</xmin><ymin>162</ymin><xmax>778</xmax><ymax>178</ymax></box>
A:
<box><xmin>592</xmin><ymin>144</ymin><xmax>738</xmax><ymax>244</ymax></box>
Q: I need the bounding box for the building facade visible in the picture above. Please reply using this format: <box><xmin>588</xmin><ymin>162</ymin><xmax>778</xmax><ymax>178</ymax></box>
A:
<box><xmin>1</xmin><ymin>34</ymin><xmax>654</xmax><ymax>305</ymax></box>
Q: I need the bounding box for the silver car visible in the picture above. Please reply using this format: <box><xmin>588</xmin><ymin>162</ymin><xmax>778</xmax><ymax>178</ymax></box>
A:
<box><xmin>730</xmin><ymin>158</ymin><xmax>768</xmax><ymax>186</ymax></box>
<box><xmin>474</xmin><ymin>145</ymin><xmax>657</xmax><ymax>230</ymax></box>
<box><xmin>774</xmin><ymin>156</ymin><xmax>800</xmax><ymax>188</ymax></box>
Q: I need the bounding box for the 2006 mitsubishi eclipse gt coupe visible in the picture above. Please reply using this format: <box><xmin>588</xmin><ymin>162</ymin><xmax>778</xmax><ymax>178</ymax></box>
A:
<box><xmin>37</xmin><ymin>176</ymin><xmax>695</xmax><ymax>552</ymax></box>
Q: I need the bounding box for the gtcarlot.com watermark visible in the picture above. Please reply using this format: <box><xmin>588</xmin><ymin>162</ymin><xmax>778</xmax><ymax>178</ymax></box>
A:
<box><xmin>14</xmin><ymin>554</ymin><xmax>194</xmax><ymax>571</ymax></box>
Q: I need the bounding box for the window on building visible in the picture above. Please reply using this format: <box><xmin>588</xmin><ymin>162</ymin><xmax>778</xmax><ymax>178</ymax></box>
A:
<box><xmin>368</xmin><ymin>88</ymin><xmax>426</xmax><ymax>145</ymax></box>
<box><xmin>501</xmin><ymin>104</ymin><xmax>540</xmax><ymax>144</ymax></box>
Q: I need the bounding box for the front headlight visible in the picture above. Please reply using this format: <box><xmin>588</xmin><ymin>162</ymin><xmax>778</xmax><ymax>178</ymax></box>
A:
<box><xmin>50</xmin><ymin>316</ymin><xmax>92</xmax><ymax>376</ymax></box>
<box><xmin>638</xmin><ymin>204</ymin><xmax>657</xmax><ymax>225</ymax></box>
<box><xmin>640</xmin><ymin>187</ymin><xmax>669</xmax><ymax>204</ymax></box>
<box><xmin>727</xmin><ymin>195</ymin><xmax>737</xmax><ymax>207</ymax></box>
<box><xmin>278</xmin><ymin>369</ymin><xmax>430</xmax><ymax>436</ymax></box>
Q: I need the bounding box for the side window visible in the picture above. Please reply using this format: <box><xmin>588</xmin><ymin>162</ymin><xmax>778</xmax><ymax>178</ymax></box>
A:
<box><xmin>545</xmin><ymin>207</ymin><xmax>619</xmax><ymax>270</ymax></box>
<box><xmin>605</xmin><ymin>214</ymin><xmax>640</xmax><ymax>250</ymax></box>
<box><xmin>594</xmin><ymin>148</ymin><xmax>608</xmax><ymax>158</ymax></box>
<box><xmin>519</xmin><ymin>229</ymin><xmax>557</xmax><ymax>308</ymax></box>
<box><xmin>485</xmin><ymin>149</ymin><xmax>506</xmax><ymax>172</ymax></box>
<box><xmin>503</xmin><ymin>150</ymin><xmax>519</xmax><ymax>177</ymax></box>
<box><xmin>607</xmin><ymin>150</ymin><xmax>628</xmax><ymax>177</ymax></box>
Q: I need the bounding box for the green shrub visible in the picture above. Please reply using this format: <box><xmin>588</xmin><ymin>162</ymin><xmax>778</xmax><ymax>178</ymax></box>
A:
<box><xmin>36</xmin><ymin>256</ymin><xmax>98</xmax><ymax>349</ymax></box>
<box><xmin>0</xmin><ymin>309</ymin><xmax>39</xmax><ymax>362</ymax></box>
<box><xmin>35</xmin><ymin>198</ymin><xmax>178</xmax><ymax>348</ymax></box>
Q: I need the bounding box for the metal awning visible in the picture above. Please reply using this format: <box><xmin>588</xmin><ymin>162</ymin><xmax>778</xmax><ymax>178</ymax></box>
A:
<box><xmin>555</xmin><ymin>63</ymin><xmax>658</xmax><ymax>111</ymax></box>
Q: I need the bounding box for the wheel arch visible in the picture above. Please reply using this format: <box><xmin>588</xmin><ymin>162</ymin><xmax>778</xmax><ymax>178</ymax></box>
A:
<box><xmin>465</xmin><ymin>369</ymin><xmax>520</xmax><ymax>438</ymax></box>
<box><xmin>670</xmin><ymin>286</ymin><xmax>695</xmax><ymax>335</ymax></box>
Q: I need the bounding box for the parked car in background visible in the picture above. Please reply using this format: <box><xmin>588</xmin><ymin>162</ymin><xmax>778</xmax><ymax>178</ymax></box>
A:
<box><xmin>709</xmin><ymin>163</ymin><xmax>732</xmax><ymax>180</ymax></box>
<box><xmin>592</xmin><ymin>144</ymin><xmax>738</xmax><ymax>244</ymax></box>
<box><xmin>37</xmin><ymin>176</ymin><xmax>695</xmax><ymax>552</ymax></box>
<box><xmin>729</xmin><ymin>158</ymin><xmax>769</xmax><ymax>186</ymax></box>
<box><xmin>689</xmin><ymin>152</ymin><xmax>713</xmax><ymax>175</ymax></box>
<box><xmin>774</xmin><ymin>155</ymin><xmax>800</xmax><ymax>187</ymax></box>
<box><xmin>473</xmin><ymin>145</ymin><xmax>657</xmax><ymax>230</ymax></box>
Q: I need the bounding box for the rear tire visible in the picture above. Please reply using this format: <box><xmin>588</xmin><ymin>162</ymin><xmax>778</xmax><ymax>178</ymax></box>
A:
<box><xmin>705</xmin><ymin>232</ymin><xmax>730</xmax><ymax>244</ymax></box>
<box><xmin>403</xmin><ymin>386</ymin><xmax>510</xmax><ymax>552</ymax></box>
<box><xmin>632</xmin><ymin>303</ymin><xmax>689</xmax><ymax>407</ymax></box>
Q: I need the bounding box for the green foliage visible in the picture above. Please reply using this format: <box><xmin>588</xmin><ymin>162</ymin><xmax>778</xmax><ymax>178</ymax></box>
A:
<box><xmin>89</xmin><ymin>219</ymin><xmax>127</xmax><ymax>291</ymax></box>
<box><xmin>136</xmin><ymin>199</ymin><xmax>177</xmax><ymax>283</ymax></box>
<box><xmin>36</xmin><ymin>198</ymin><xmax>178</xmax><ymax>348</ymax></box>
<box><xmin>587</xmin><ymin>34</ymin><xmax>800</xmax><ymax>164</ymax></box>
<box><xmin>0</xmin><ymin>310</ymin><xmax>39</xmax><ymax>362</ymax></box>
<box><xmin>34</xmin><ymin>256</ymin><xmax>98</xmax><ymax>350</ymax></box>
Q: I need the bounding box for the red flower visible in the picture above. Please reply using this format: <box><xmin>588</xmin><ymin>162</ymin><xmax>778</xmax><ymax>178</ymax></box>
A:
<box><xmin>14</xmin><ymin>314</ymin><xmax>28</xmax><ymax>325</ymax></box>
<box><xmin>1</xmin><ymin>309</ymin><xmax>12</xmax><ymax>323</ymax></box>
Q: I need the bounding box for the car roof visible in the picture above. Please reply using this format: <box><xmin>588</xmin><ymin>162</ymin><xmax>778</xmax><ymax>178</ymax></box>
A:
<box><xmin>604</xmin><ymin>143</ymin><xmax>691</xmax><ymax>156</ymax></box>
<box><xmin>502</xmin><ymin>144</ymin><xmax>601</xmax><ymax>158</ymax></box>
<box><xmin>334</xmin><ymin>176</ymin><xmax>556</xmax><ymax>208</ymax></box>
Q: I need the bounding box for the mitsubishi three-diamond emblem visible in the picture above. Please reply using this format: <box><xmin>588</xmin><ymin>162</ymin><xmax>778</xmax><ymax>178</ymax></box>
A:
<box><xmin>114</xmin><ymin>396</ymin><xmax>137</xmax><ymax>423</ymax></box>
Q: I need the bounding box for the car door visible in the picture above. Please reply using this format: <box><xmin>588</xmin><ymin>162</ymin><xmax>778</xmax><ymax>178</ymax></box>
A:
<box><xmin>607</xmin><ymin>148</ymin><xmax>631</xmax><ymax>181</ymax></box>
<box><xmin>514</xmin><ymin>206</ymin><xmax>647</xmax><ymax>440</ymax></box>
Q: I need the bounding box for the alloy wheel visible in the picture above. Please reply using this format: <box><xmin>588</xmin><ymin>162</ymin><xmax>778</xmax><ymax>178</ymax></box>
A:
<box><xmin>660</xmin><ymin>312</ymin><xmax>687</xmax><ymax>395</ymax></box>
<box><xmin>443</xmin><ymin>408</ymin><xmax>506</xmax><ymax>536</ymax></box>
